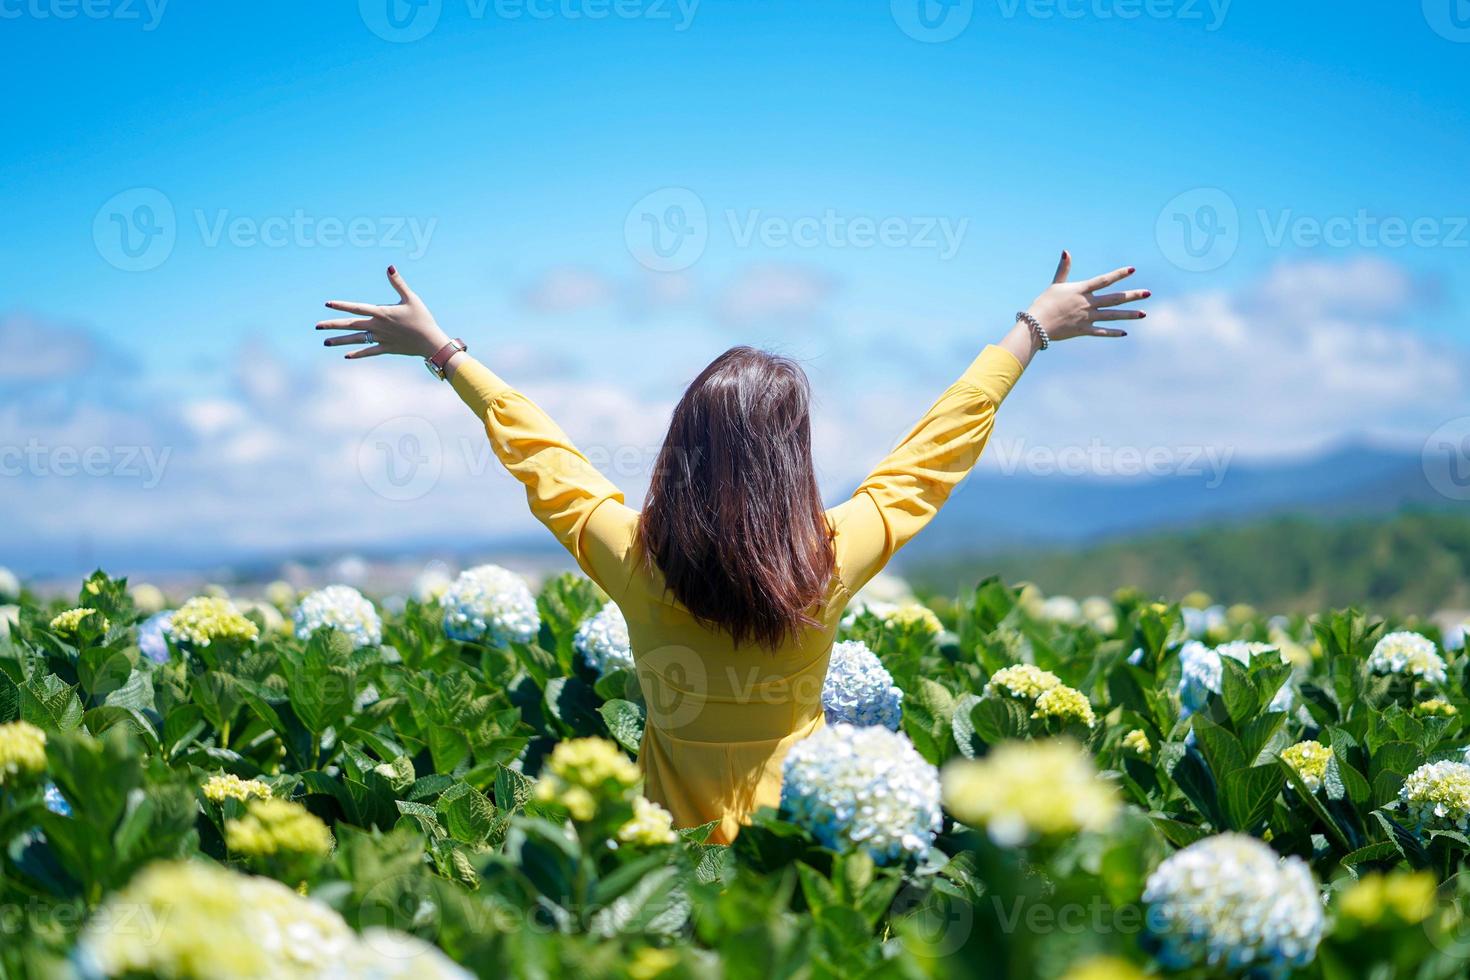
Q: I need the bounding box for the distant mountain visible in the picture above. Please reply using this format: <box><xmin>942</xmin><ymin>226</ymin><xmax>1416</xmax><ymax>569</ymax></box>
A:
<box><xmin>894</xmin><ymin>443</ymin><xmax>1446</xmax><ymax>562</ymax></box>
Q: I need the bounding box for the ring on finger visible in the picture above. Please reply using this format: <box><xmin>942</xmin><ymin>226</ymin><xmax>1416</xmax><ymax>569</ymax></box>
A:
<box><xmin>361</xmin><ymin>331</ymin><xmax>375</xmax><ymax>345</ymax></box>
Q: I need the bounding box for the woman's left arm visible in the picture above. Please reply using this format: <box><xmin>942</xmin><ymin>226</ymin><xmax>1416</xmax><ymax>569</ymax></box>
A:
<box><xmin>318</xmin><ymin>267</ymin><xmax>630</xmax><ymax>586</ymax></box>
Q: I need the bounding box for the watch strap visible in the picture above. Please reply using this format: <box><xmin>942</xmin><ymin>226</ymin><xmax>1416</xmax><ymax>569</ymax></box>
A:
<box><xmin>426</xmin><ymin>338</ymin><xmax>467</xmax><ymax>379</ymax></box>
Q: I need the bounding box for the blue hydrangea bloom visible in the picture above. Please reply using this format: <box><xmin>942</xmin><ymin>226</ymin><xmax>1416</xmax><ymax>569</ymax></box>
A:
<box><xmin>1179</xmin><ymin>641</ymin><xmax>1293</xmax><ymax>717</ymax></box>
<box><xmin>780</xmin><ymin>723</ymin><xmax>941</xmax><ymax>865</ymax></box>
<box><xmin>821</xmin><ymin>640</ymin><xmax>903</xmax><ymax>730</ymax></box>
<box><xmin>43</xmin><ymin>783</ymin><xmax>71</xmax><ymax>816</ymax></box>
<box><xmin>439</xmin><ymin>564</ymin><xmax>539</xmax><ymax>647</ymax></box>
<box><xmin>574</xmin><ymin>602</ymin><xmax>633</xmax><ymax>676</ymax></box>
<box><xmin>137</xmin><ymin>611</ymin><xmax>173</xmax><ymax>664</ymax></box>
<box><xmin>293</xmin><ymin>585</ymin><xmax>383</xmax><ymax>649</ymax></box>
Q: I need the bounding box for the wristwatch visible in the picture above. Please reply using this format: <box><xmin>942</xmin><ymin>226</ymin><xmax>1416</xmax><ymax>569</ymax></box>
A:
<box><xmin>425</xmin><ymin>338</ymin><xmax>467</xmax><ymax>380</ymax></box>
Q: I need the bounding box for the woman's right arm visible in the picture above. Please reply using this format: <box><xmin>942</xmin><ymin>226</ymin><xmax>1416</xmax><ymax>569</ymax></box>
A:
<box><xmin>828</xmin><ymin>252</ymin><xmax>1149</xmax><ymax>595</ymax></box>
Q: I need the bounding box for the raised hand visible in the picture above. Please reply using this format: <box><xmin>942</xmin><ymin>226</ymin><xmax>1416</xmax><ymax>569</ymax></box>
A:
<box><xmin>1026</xmin><ymin>251</ymin><xmax>1150</xmax><ymax>342</ymax></box>
<box><xmin>318</xmin><ymin>266</ymin><xmax>451</xmax><ymax>360</ymax></box>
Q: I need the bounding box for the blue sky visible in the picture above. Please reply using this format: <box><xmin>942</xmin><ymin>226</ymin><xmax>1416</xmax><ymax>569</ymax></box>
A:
<box><xmin>3</xmin><ymin>1</ymin><xmax>1469</xmax><ymax>577</ymax></box>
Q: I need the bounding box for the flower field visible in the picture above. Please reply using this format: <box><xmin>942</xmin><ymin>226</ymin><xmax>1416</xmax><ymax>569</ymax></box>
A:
<box><xmin>3</xmin><ymin>566</ymin><xmax>1470</xmax><ymax>979</ymax></box>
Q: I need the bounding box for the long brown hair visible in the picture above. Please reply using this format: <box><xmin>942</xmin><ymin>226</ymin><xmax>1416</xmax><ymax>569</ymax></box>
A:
<box><xmin>638</xmin><ymin>346</ymin><xmax>835</xmax><ymax>648</ymax></box>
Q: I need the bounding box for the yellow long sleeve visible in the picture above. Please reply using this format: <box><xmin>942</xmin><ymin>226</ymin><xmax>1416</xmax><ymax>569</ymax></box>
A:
<box><xmin>828</xmin><ymin>344</ymin><xmax>1024</xmax><ymax>594</ymax></box>
<box><xmin>450</xmin><ymin>357</ymin><xmax>633</xmax><ymax>587</ymax></box>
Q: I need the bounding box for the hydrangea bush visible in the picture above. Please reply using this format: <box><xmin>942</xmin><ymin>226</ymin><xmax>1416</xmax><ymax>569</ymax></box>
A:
<box><xmin>3</xmin><ymin>570</ymin><xmax>1470</xmax><ymax>977</ymax></box>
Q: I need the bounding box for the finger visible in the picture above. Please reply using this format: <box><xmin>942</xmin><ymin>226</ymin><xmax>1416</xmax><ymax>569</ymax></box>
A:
<box><xmin>345</xmin><ymin>345</ymin><xmax>388</xmax><ymax>359</ymax></box>
<box><xmin>1091</xmin><ymin>288</ymin><xmax>1151</xmax><ymax>308</ymax></box>
<box><xmin>324</xmin><ymin>332</ymin><xmax>375</xmax><ymax>347</ymax></box>
<box><xmin>1092</xmin><ymin>309</ymin><xmax>1146</xmax><ymax>322</ymax></box>
<box><xmin>386</xmin><ymin>264</ymin><xmax>414</xmax><ymax>302</ymax></box>
<box><xmin>325</xmin><ymin>300</ymin><xmax>384</xmax><ymax>317</ymax></box>
<box><xmin>1089</xmin><ymin>327</ymin><xmax>1129</xmax><ymax>338</ymax></box>
<box><xmin>1052</xmin><ymin>249</ymin><xmax>1071</xmax><ymax>284</ymax></box>
<box><xmin>316</xmin><ymin>317</ymin><xmax>372</xmax><ymax>330</ymax></box>
<box><xmin>1080</xmin><ymin>266</ymin><xmax>1136</xmax><ymax>291</ymax></box>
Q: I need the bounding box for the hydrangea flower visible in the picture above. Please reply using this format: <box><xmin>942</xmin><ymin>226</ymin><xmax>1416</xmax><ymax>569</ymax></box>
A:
<box><xmin>1040</xmin><ymin>595</ymin><xmax>1082</xmax><ymax>625</ymax></box>
<box><xmin>0</xmin><ymin>566</ymin><xmax>18</xmax><ymax>601</ymax></box>
<box><xmin>137</xmin><ymin>611</ymin><xmax>173</xmax><ymax>664</ymax></box>
<box><xmin>76</xmin><ymin>860</ymin><xmax>470</xmax><ymax>980</ymax></box>
<box><xmin>1416</xmin><ymin>698</ymin><xmax>1458</xmax><ymax>717</ymax></box>
<box><xmin>617</xmin><ymin>796</ymin><xmax>678</xmax><ymax>847</ymax></box>
<box><xmin>0</xmin><ymin>720</ymin><xmax>47</xmax><ymax>785</ymax></box>
<box><xmin>1080</xmin><ymin>596</ymin><xmax>1117</xmax><ymax>633</ymax></box>
<box><xmin>1182</xmin><ymin>603</ymin><xmax>1227</xmax><ymax>639</ymax></box>
<box><xmin>1400</xmin><ymin>760</ymin><xmax>1470</xmax><ymax>832</ymax></box>
<box><xmin>1122</xmin><ymin>729</ymin><xmax>1152</xmax><ymax>756</ymax></box>
<box><xmin>1058</xmin><ymin>957</ymin><xmax>1148</xmax><ymax>980</ymax></box>
<box><xmin>942</xmin><ymin>739</ymin><xmax>1119</xmax><ymax>846</ymax></box>
<box><xmin>165</xmin><ymin>596</ymin><xmax>261</xmax><ymax>648</ymax></box>
<box><xmin>885</xmin><ymin>603</ymin><xmax>943</xmax><ymax>635</ymax></box>
<box><xmin>574</xmin><ymin>602</ymin><xmax>633</xmax><ymax>675</ymax></box>
<box><xmin>129</xmin><ymin>583</ymin><xmax>166</xmax><ymax>615</ymax></box>
<box><xmin>533</xmin><ymin>737</ymin><xmax>640</xmax><ymax>822</ymax></box>
<box><xmin>225</xmin><ymin>798</ymin><xmax>333</xmax><ymax>860</ymax></box>
<box><xmin>985</xmin><ymin>664</ymin><xmax>1060</xmax><ymax>701</ymax></box>
<box><xmin>438</xmin><ymin>564</ymin><xmax>539</xmax><ymax>646</ymax></box>
<box><xmin>1280</xmin><ymin>740</ymin><xmax>1333</xmax><ymax>793</ymax></box>
<box><xmin>43</xmin><ymin>783</ymin><xmax>71</xmax><ymax>816</ymax></box>
<box><xmin>1368</xmin><ymin>631</ymin><xmax>1446</xmax><ymax>685</ymax></box>
<box><xmin>293</xmin><ymin>584</ymin><xmax>383</xmax><ymax>649</ymax></box>
<box><xmin>821</xmin><ymin>640</ymin><xmax>903</xmax><ymax>730</ymax></box>
<box><xmin>1178</xmin><ymin>641</ymin><xmax>1292</xmax><ymax>716</ymax></box>
<box><xmin>1031</xmin><ymin>685</ymin><xmax>1096</xmax><ymax>727</ymax></box>
<box><xmin>0</xmin><ymin>605</ymin><xmax>18</xmax><ymax>641</ymax></box>
<box><xmin>1142</xmin><ymin>833</ymin><xmax>1324</xmax><ymax>975</ymax></box>
<box><xmin>412</xmin><ymin>561</ymin><xmax>455</xmax><ymax>604</ymax></box>
<box><xmin>203</xmin><ymin>772</ymin><xmax>273</xmax><ymax>804</ymax></box>
<box><xmin>48</xmin><ymin>607</ymin><xmax>107</xmax><ymax>638</ymax></box>
<box><xmin>1338</xmin><ymin>871</ymin><xmax>1437</xmax><ymax>927</ymax></box>
<box><xmin>781</xmin><ymin>723</ymin><xmax>941</xmax><ymax>865</ymax></box>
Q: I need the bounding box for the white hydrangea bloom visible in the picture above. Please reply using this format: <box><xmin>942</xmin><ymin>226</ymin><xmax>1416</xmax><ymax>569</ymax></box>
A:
<box><xmin>821</xmin><ymin>640</ymin><xmax>903</xmax><ymax>730</ymax></box>
<box><xmin>412</xmin><ymin>561</ymin><xmax>455</xmax><ymax>604</ymax></box>
<box><xmin>1368</xmin><ymin>631</ymin><xmax>1447</xmax><ymax>685</ymax></box>
<box><xmin>1178</xmin><ymin>641</ymin><xmax>1292</xmax><ymax>716</ymax></box>
<box><xmin>1143</xmin><ymin>833</ymin><xmax>1324</xmax><ymax>975</ymax></box>
<box><xmin>1182</xmin><ymin>604</ymin><xmax>1227</xmax><ymax>639</ymax></box>
<box><xmin>294</xmin><ymin>585</ymin><xmax>383</xmax><ymax>649</ymax></box>
<box><xmin>1080</xmin><ymin>596</ymin><xmax>1117</xmax><ymax>633</ymax></box>
<box><xmin>1401</xmin><ymin>760</ymin><xmax>1470</xmax><ymax>832</ymax></box>
<box><xmin>137</xmin><ymin>611</ymin><xmax>173</xmax><ymax>664</ymax></box>
<box><xmin>0</xmin><ymin>567</ymin><xmax>18</xmax><ymax>602</ymax></box>
<box><xmin>574</xmin><ymin>602</ymin><xmax>633</xmax><ymax>675</ymax></box>
<box><xmin>1040</xmin><ymin>595</ymin><xmax>1082</xmax><ymax>625</ymax></box>
<box><xmin>438</xmin><ymin>564</ymin><xmax>539</xmax><ymax>646</ymax></box>
<box><xmin>780</xmin><ymin>723</ymin><xmax>941</xmax><ymax>865</ymax></box>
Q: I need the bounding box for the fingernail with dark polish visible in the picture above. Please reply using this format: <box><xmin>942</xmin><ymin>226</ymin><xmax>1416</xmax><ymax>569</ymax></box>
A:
<box><xmin>388</xmin><ymin>265</ymin><xmax>396</xmax><ymax>275</ymax></box>
<box><xmin>1139</xmin><ymin>311</ymin><xmax>1147</xmax><ymax>318</ymax></box>
<box><xmin>1128</xmin><ymin>266</ymin><xmax>1136</xmax><ymax>273</ymax></box>
<box><xmin>1142</xmin><ymin>290</ymin><xmax>1152</xmax><ymax>298</ymax></box>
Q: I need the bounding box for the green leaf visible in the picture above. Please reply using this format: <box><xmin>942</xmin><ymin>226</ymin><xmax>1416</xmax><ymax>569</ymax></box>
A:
<box><xmin>1191</xmin><ymin>714</ymin><xmax>1246</xmax><ymax>777</ymax></box>
<box><xmin>1220</xmin><ymin>764</ymin><xmax>1284</xmax><ymax>832</ymax></box>
<box><xmin>599</xmin><ymin>698</ymin><xmax>645</xmax><ymax>754</ymax></box>
<box><xmin>437</xmin><ymin>782</ymin><xmax>496</xmax><ymax>845</ymax></box>
<box><xmin>1219</xmin><ymin>656</ymin><xmax>1261</xmax><ymax>724</ymax></box>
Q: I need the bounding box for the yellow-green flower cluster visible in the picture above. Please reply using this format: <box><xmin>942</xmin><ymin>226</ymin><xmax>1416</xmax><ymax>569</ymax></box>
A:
<box><xmin>1122</xmin><ymin>729</ymin><xmax>1152</xmax><ymax>757</ymax></box>
<box><xmin>1058</xmin><ymin>956</ymin><xmax>1148</xmax><ymax>980</ymax></box>
<box><xmin>533</xmin><ymin>737</ymin><xmax>640</xmax><ymax>822</ymax></box>
<box><xmin>985</xmin><ymin>663</ymin><xmax>1060</xmax><ymax>701</ymax></box>
<box><xmin>1400</xmin><ymin>761</ymin><xmax>1470</xmax><ymax>831</ymax></box>
<box><xmin>1280</xmin><ymin>740</ymin><xmax>1333</xmax><ymax>793</ymax></box>
<box><xmin>165</xmin><ymin>596</ymin><xmax>260</xmax><ymax>648</ymax></box>
<box><xmin>225</xmin><ymin>799</ymin><xmax>332</xmax><ymax>859</ymax></box>
<box><xmin>941</xmin><ymin>739</ymin><xmax>1120</xmax><ymax>845</ymax></box>
<box><xmin>886</xmin><ymin>603</ymin><xmax>942</xmax><ymax>635</ymax></box>
<box><xmin>627</xmin><ymin>947</ymin><xmax>681</xmax><ymax>980</ymax></box>
<box><xmin>1338</xmin><ymin>870</ymin><xmax>1437</xmax><ymax>927</ymax></box>
<box><xmin>617</xmin><ymin>796</ymin><xmax>678</xmax><ymax>846</ymax></box>
<box><xmin>77</xmin><ymin>860</ymin><xmax>471</xmax><ymax>980</ymax></box>
<box><xmin>0</xmin><ymin>720</ymin><xmax>47</xmax><ymax>785</ymax></box>
<box><xmin>1031</xmin><ymin>685</ymin><xmax>1097</xmax><ymax>727</ymax></box>
<box><xmin>49</xmin><ymin>607</ymin><xmax>108</xmax><ymax>638</ymax></box>
<box><xmin>1414</xmin><ymin>698</ymin><xmax>1458</xmax><ymax>718</ymax></box>
<box><xmin>203</xmin><ymin>772</ymin><xmax>273</xmax><ymax>804</ymax></box>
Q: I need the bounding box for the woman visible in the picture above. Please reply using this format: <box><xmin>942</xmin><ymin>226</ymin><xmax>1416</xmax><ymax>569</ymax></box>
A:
<box><xmin>318</xmin><ymin>253</ymin><xmax>1148</xmax><ymax>843</ymax></box>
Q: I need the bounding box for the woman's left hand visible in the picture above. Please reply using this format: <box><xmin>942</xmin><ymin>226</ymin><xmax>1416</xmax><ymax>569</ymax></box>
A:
<box><xmin>318</xmin><ymin>266</ymin><xmax>451</xmax><ymax>360</ymax></box>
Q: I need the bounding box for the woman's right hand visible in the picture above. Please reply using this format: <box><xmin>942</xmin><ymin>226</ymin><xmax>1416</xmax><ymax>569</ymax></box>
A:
<box><xmin>1025</xmin><ymin>251</ymin><xmax>1150</xmax><ymax>342</ymax></box>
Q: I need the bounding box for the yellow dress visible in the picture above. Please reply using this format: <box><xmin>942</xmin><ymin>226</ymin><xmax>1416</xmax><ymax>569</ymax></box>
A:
<box><xmin>451</xmin><ymin>345</ymin><xmax>1024</xmax><ymax>844</ymax></box>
